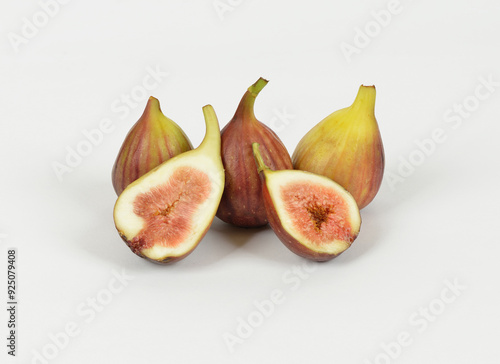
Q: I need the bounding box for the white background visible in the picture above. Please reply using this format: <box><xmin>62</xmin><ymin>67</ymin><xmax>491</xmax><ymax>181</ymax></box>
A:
<box><xmin>1</xmin><ymin>0</ymin><xmax>499</xmax><ymax>363</ymax></box>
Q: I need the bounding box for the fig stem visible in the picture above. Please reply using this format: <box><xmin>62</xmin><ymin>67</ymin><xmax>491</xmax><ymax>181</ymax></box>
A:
<box><xmin>233</xmin><ymin>77</ymin><xmax>269</xmax><ymax>122</ymax></box>
<box><xmin>248</xmin><ymin>77</ymin><xmax>269</xmax><ymax>97</ymax></box>
<box><xmin>252</xmin><ymin>143</ymin><xmax>270</xmax><ymax>173</ymax></box>
<box><xmin>143</xmin><ymin>96</ymin><xmax>162</xmax><ymax>120</ymax></box>
<box><xmin>200</xmin><ymin>105</ymin><xmax>221</xmax><ymax>152</ymax></box>
<box><xmin>147</xmin><ymin>96</ymin><xmax>160</xmax><ymax>109</ymax></box>
<box><xmin>350</xmin><ymin>85</ymin><xmax>376</xmax><ymax>114</ymax></box>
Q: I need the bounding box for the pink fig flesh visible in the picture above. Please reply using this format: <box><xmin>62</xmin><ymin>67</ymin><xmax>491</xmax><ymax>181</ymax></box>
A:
<box><xmin>113</xmin><ymin>105</ymin><xmax>225</xmax><ymax>264</ymax></box>
<box><xmin>253</xmin><ymin>143</ymin><xmax>361</xmax><ymax>261</ymax></box>
<box><xmin>128</xmin><ymin>167</ymin><xmax>211</xmax><ymax>254</ymax></box>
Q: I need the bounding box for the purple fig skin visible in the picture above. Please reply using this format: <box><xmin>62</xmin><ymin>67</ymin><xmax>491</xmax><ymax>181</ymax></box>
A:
<box><xmin>112</xmin><ymin>97</ymin><xmax>193</xmax><ymax>195</ymax></box>
<box><xmin>117</xmin><ymin>220</ymin><xmax>213</xmax><ymax>265</ymax></box>
<box><xmin>217</xmin><ymin>78</ymin><xmax>293</xmax><ymax>228</ymax></box>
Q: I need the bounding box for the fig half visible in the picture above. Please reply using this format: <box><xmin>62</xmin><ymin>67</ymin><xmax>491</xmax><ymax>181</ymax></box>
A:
<box><xmin>253</xmin><ymin>143</ymin><xmax>361</xmax><ymax>261</ymax></box>
<box><xmin>113</xmin><ymin>105</ymin><xmax>224</xmax><ymax>264</ymax></box>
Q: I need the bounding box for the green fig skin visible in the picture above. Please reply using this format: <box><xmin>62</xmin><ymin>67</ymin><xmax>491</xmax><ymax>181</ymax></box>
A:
<box><xmin>112</xmin><ymin>97</ymin><xmax>193</xmax><ymax>195</ymax></box>
<box><xmin>293</xmin><ymin>85</ymin><xmax>384</xmax><ymax>209</ymax></box>
<box><xmin>217</xmin><ymin>78</ymin><xmax>293</xmax><ymax>228</ymax></box>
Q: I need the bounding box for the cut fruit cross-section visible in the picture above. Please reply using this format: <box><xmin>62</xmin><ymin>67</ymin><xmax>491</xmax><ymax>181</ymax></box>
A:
<box><xmin>113</xmin><ymin>105</ymin><xmax>224</xmax><ymax>264</ymax></box>
<box><xmin>253</xmin><ymin>143</ymin><xmax>361</xmax><ymax>261</ymax></box>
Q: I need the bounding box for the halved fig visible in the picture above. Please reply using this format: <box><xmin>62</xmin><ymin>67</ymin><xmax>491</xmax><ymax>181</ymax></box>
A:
<box><xmin>113</xmin><ymin>105</ymin><xmax>224</xmax><ymax>264</ymax></box>
<box><xmin>253</xmin><ymin>143</ymin><xmax>361</xmax><ymax>261</ymax></box>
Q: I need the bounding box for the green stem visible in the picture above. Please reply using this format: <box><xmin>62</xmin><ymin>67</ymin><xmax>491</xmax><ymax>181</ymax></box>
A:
<box><xmin>200</xmin><ymin>105</ymin><xmax>221</xmax><ymax>152</ymax></box>
<box><xmin>248</xmin><ymin>77</ymin><xmax>269</xmax><ymax>96</ymax></box>
<box><xmin>234</xmin><ymin>77</ymin><xmax>269</xmax><ymax>122</ymax></box>
<box><xmin>252</xmin><ymin>143</ymin><xmax>269</xmax><ymax>173</ymax></box>
<box><xmin>145</xmin><ymin>96</ymin><xmax>162</xmax><ymax>119</ymax></box>
<box><xmin>350</xmin><ymin>85</ymin><xmax>376</xmax><ymax>114</ymax></box>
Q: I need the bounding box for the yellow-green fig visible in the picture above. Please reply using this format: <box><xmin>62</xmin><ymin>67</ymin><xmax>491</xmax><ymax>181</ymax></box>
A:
<box><xmin>292</xmin><ymin>85</ymin><xmax>384</xmax><ymax>209</ymax></box>
<box><xmin>112</xmin><ymin>97</ymin><xmax>193</xmax><ymax>195</ymax></box>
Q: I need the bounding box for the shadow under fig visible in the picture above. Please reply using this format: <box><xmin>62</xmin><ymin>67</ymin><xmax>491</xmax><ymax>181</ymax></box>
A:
<box><xmin>337</xmin><ymin>159</ymin><xmax>455</xmax><ymax>264</ymax></box>
<box><xmin>190</xmin><ymin>218</ymin><xmax>305</xmax><ymax>267</ymax></box>
<box><xmin>186</xmin><ymin>219</ymin><xmax>270</xmax><ymax>267</ymax></box>
<box><xmin>209</xmin><ymin>218</ymin><xmax>266</xmax><ymax>248</ymax></box>
<box><xmin>65</xmin><ymin>175</ymin><xmax>150</xmax><ymax>269</ymax></box>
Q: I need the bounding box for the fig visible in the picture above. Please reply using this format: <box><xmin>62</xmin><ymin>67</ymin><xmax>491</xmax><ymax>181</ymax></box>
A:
<box><xmin>217</xmin><ymin>77</ymin><xmax>293</xmax><ymax>227</ymax></box>
<box><xmin>292</xmin><ymin>85</ymin><xmax>384</xmax><ymax>209</ymax></box>
<box><xmin>253</xmin><ymin>143</ymin><xmax>361</xmax><ymax>261</ymax></box>
<box><xmin>112</xmin><ymin>96</ymin><xmax>193</xmax><ymax>195</ymax></box>
<box><xmin>113</xmin><ymin>105</ymin><xmax>224</xmax><ymax>264</ymax></box>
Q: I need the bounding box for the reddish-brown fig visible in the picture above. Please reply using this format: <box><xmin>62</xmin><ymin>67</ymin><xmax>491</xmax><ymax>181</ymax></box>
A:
<box><xmin>113</xmin><ymin>105</ymin><xmax>224</xmax><ymax>264</ymax></box>
<box><xmin>253</xmin><ymin>143</ymin><xmax>361</xmax><ymax>261</ymax></box>
<box><xmin>217</xmin><ymin>78</ymin><xmax>293</xmax><ymax>227</ymax></box>
<box><xmin>112</xmin><ymin>96</ymin><xmax>193</xmax><ymax>195</ymax></box>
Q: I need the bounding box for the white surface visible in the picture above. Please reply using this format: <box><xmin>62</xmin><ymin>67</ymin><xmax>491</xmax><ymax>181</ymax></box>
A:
<box><xmin>1</xmin><ymin>0</ymin><xmax>499</xmax><ymax>363</ymax></box>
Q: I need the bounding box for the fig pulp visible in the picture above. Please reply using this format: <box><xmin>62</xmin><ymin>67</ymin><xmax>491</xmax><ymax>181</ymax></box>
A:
<box><xmin>292</xmin><ymin>85</ymin><xmax>384</xmax><ymax>209</ymax></box>
<box><xmin>112</xmin><ymin>96</ymin><xmax>193</xmax><ymax>195</ymax></box>
<box><xmin>113</xmin><ymin>105</ymin><xmax>224</xmax><ymax>264</ymax></box>
<box><xmin>217</xmin><ymin>78</ymin><xmax>293</xmax><ymax>227</ymax></box>
<box><xmin>253</xmin><ymin>143</ymin><xmax>361</xmax><ymax>261</ymax></box>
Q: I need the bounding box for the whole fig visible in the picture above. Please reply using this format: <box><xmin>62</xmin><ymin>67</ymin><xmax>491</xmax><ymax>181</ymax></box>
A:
<box><xmin>112</xmin><ymin>96</ymin><xmax>193</xmax><ymax>195</ymax></box>
<box><xmin>217</xmin><ymin>78</ymin><xmax>293</xmax><ymax>227</ymax></box>
<box><xmin>292</xmin><ymin>85</ymin><xmax>384</xmax><ymax>209</ymax></box>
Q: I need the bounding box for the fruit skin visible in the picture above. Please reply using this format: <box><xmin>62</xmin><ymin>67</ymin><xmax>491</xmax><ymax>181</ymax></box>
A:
<box><xmin>117</xmin><ymin>224</ymin><xmax>212</xmax><ymax>265</ymax></box>
<box><xmin>292</xmin><ymin>85</ymin><xmax>384</xmax><ymax>209</ymax></box>
<box><xmin>113</xmin><ymin>105</ymin><xmax>224</xmax><ymax>264</ymax></box>
<box><xmin>112</xmin><ymin>96</ymin><xmax>193</xmax><ymax>195</ymax></box>
<box><xmin>253</xmin><ymin>143</ymin><xmax>361</xmax><ymax>262</ymax></box>
<box><xmin>217</xmin><ymin>77</ymin><xmax>293</xmax><ymax>227</ymax></box>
